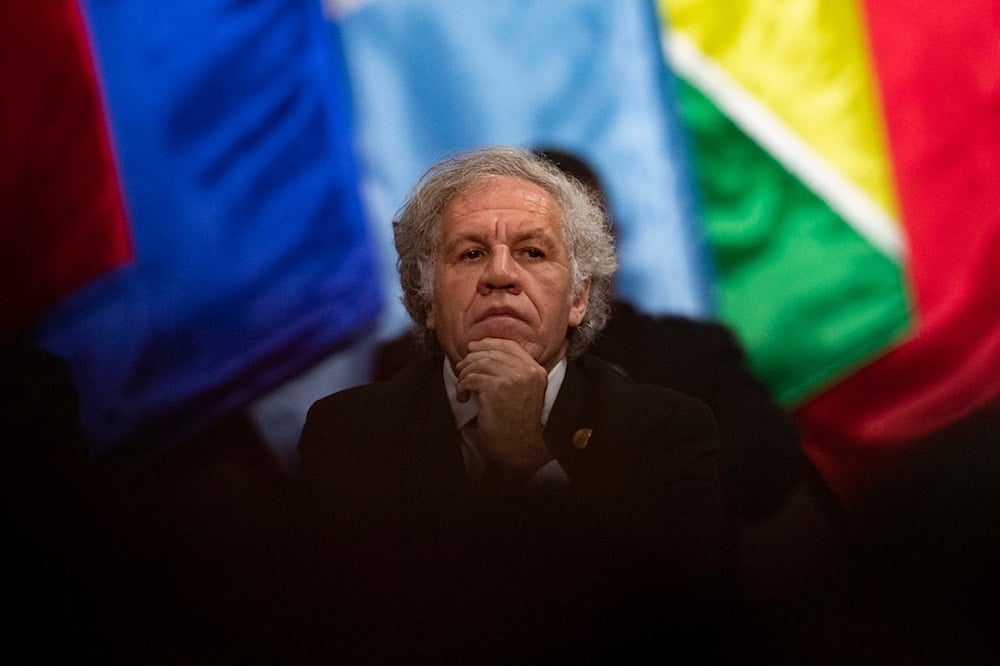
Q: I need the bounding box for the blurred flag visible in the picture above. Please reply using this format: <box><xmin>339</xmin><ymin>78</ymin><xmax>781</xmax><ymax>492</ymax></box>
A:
<box><xmin>661</xmin><ymin>0</ymin><xmax>1000</xmax><ymax>500</ymax></box>
<box><xmin>17</xmin><ymin>1</ymin><xmax>382</xmax><ymax>461</ymax></box>
<box><xmin>328</xmin><ymin>0</ymin><xmax>716</xmax><ymax>337</ymax></box>
<box><xmin>1</xmin><ymin>1</ymin><xmax>131</xmax><ymax>343</ymax></box>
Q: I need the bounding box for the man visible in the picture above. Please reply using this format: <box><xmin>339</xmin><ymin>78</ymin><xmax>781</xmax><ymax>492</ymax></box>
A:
<box><xmin>295</xmin><ymin>146</ymin><xmax>730</xmax><ymax>662</ymax></box>
<box><xmin>374</xmin><ymin>146</ymin><xmax>814</xmax><ymax>523</ymax></box>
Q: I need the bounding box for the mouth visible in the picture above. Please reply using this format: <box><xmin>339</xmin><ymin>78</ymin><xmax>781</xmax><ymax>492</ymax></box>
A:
<box><xmin>475</xmin><ymin>306</ymin><xmax>522</xmax><ymax>323</ymax></box>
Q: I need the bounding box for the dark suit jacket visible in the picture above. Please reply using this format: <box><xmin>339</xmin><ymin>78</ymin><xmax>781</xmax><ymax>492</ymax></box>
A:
<box><xmin>374</xmin><ymin>302</ymin><xmax>808</xmax><ymax>521</ymax></box>
<box><xmin>292</xmin><ymin>353</ymin><xmax>732</xmax><ymax>662</ymax></box>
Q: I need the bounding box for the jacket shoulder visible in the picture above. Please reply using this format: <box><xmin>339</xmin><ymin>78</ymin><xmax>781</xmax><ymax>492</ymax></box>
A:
<box><xmin>576</xmin><ymin>353</ymin><xmax>716</xmax><ymax>425</ymax></box>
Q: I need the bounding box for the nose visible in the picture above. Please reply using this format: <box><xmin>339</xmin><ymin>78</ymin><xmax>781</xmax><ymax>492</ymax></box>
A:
<box><xmin>478</xmin><ymin>246</ymin><xmax>520</xmax><ymax>295</ymax></box>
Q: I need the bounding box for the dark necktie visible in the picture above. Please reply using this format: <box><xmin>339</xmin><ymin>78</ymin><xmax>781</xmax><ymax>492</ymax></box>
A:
<box><xmin>460</xmin><ymin>418</ymin><xmax>509</xmax><ymax>498</ymax></box>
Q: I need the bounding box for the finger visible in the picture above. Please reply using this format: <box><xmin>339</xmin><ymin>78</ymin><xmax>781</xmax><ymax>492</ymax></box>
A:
<box><xmin>456</xmin><ymin>352</ymin><xmax>509</xmax><ymax>377</ymax></box>
<box><xmin>457</xmin><ymin>339</ymin><xmax>531</xmax><ymax>374</ymax></box>
<box><xmin>456</xmin><ymin>353</ymin><xmax>520</xmax><ymax>378</ymax></box>
<box><xmin>466</xmin><ymin>337</ymin><xmax>528</xmax><ymax>357</ymax></box>
<box><xmin>455</xmin><ymin>369</ymin><xmax>488</xmax><ymax>398</ymax></box>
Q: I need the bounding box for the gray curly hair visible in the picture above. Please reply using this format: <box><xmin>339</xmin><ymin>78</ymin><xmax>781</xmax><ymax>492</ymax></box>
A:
<box><xmin>392</xmin><ymin>145</ymin><xmax>618</xmax><ymax>360</ymax></box>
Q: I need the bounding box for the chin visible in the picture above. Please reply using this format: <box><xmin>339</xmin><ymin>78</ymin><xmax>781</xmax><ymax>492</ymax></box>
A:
<box><xmin>472</xmin><ymin>317</ymin><xmax>531</xmax><ymax>341</ymax></box>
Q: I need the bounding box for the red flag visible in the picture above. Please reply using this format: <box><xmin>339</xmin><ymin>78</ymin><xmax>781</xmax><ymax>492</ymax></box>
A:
<box><xmin>800</xmin><ymin>2</ymin><xmax>1000</xmax><ymax>501</ymax></box>
<box><xmin>0</xmin><ymin>1</ymin><xmax>131</xmax><ymax>343</ymax></box>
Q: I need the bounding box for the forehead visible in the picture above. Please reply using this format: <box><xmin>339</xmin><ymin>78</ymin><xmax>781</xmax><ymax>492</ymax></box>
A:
<box><xmin>442</xmin><ymin>176</ymin><xmax>561</xmax><ymax>231</ymax></box>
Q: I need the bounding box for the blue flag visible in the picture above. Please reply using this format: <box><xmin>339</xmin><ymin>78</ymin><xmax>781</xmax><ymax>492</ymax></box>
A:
<box><xmin>332</xmin><ymin>0</ymin><xmax>714</xmax><ymax>338</ymax></box>
<box><xmin>34</xmin><ymin>0</ymin><xmax>382</xmax><ymax>459</ymax></box>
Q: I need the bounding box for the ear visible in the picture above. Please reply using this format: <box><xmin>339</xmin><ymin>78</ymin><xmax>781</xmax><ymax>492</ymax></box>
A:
<box><xmin>567</xmin><ymin>280</ymin><xmax>590</xmax><ymax>327</ymax></box>
<box><xmin>425</xmin><ymin>304</ymin><xmax>436</xmax><ymax>331</ymax></box>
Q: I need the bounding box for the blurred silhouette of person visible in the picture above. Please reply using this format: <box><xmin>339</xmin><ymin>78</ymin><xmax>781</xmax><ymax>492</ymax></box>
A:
<box><xmin>2</xmin><ymin>329</ymin><xmax>298</xmax><ymax>662</ymax></box>
<box><xmin>2</xmin><ymin>335</ymin><xmax>108</xmax><ymax>660</ymax></box>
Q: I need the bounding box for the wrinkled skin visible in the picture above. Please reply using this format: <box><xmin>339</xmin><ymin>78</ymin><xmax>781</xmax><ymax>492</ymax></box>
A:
<box><xmin>427</xmin><ymin>176</ymin><xmax>589</xmax><ymax>480</ymax></box>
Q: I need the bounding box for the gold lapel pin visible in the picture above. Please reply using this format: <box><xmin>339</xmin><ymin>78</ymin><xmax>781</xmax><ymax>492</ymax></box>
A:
<box><xmin>572</xmin><ymin>428</ymin><xmax>593</xmax><ymax>450</ymax></box>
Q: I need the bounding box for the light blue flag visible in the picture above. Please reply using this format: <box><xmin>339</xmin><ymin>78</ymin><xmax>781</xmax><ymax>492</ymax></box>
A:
<box><xmin>330</xmin><ymin>0</ymin><xmax>715</xmax><ymax>338</ymax></box>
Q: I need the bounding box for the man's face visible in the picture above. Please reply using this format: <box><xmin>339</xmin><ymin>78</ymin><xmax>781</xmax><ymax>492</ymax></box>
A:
<box><xmin>426</xmin><ymin>176</ymin><xmax>589</xmax><ymax>372</ymax></box>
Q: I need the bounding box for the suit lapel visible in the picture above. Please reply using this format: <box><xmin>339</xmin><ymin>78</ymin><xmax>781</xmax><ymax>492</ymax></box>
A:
<box><xmin>396</xmin><ymin>356</ymin><xmax>470</xmax><ymax>501</ymax></box>
<box><xmin>545</xmin><ymin>356</ymin><xmax>630</xmax><ymax>497</ymax></box>
<box><xmin>544</xmin><ymin>359</ymin><xmax>596</xmax><ymax>479</ymax></box>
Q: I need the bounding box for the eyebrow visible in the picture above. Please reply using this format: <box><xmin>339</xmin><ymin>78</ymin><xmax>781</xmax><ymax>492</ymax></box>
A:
<box><xmin>441</xmin><ymin>227</ymin><xmax>557</xmax><ymax>251</ymax></box>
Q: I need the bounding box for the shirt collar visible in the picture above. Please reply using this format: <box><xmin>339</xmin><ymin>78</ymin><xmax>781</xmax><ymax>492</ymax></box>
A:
<box><xmin>444</xmin><ymin>355</ymin><xmax>567</xmax><ymax>430</ymax></box>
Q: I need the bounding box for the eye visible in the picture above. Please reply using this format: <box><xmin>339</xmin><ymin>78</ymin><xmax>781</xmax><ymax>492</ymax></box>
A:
<box><xmin>521</xmin><ymin>247</ymin><xmax>545</xmax><ymax>259</ymax></box>
<box><xmin>460</xmin><ymin>248</ymin><xmax>484</xmax><ymax>261</ymax></box>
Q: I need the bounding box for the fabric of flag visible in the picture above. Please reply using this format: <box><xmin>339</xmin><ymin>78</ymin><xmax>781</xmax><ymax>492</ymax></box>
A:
<box><xmin>660</xmin><ymin>0</ymin><xmax>1000</xmax><ymax>501</ymax></box>
<box><xmin>25</xmin><ymin>0</ymin><xmax>382</xmax><ymax>461</ymax></box>
<box><xmin>1</xmin><ymin>2</ymin><xmax>132</xmax><ymax>343</ymax></box>
<box><xmin>329</xmin><ymin>0</ymin><xmax>716</xmax><ymax>339</ymax></box>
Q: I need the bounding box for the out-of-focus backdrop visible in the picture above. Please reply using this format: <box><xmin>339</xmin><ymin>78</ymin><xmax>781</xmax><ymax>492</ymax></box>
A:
<box><xmin>6</xmin><ymin>0</ymin><xmax>997</xmax><ymax>501</ymax></box>
<box><xmin>4</xmin><ymin>1</ymin><xmax>1000</xmax><ymax>660</ymax></box>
